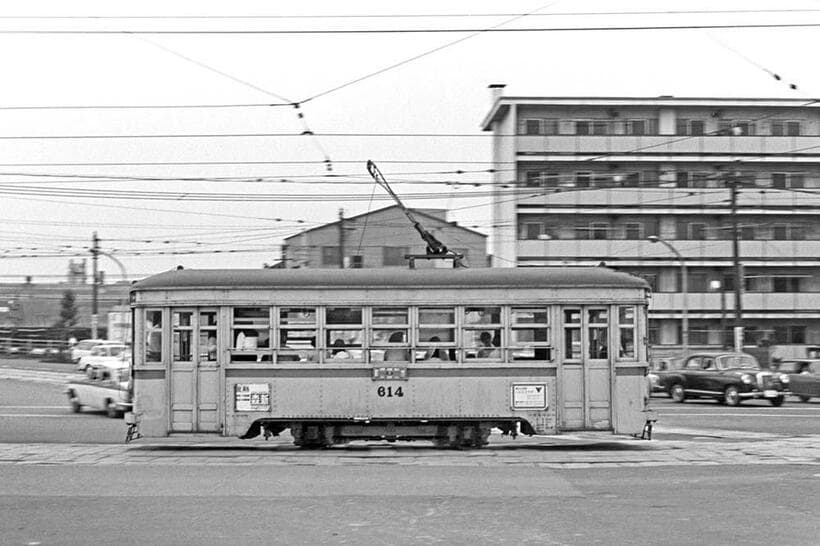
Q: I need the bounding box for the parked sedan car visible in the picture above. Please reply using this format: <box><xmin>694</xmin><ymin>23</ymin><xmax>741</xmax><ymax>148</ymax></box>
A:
<box><xmin>70</xmin><ymin>339</ymin><xmax>105</xmax><ymax>364</ymax></box>
<box><xmin>658</xmin><ymin>352</ymin><xmax>788</xmax><ymax>406</ymax></box>
<box><xmin>66</xmin><ymin>362</ymin><xmax>132</xmax><ymax>418</ymax></box>
<box><xmin>777</xmin><ymin>360</ymin><xmax>820</xmax><ymax>403</ymax></box>
<box><xmin>75</xmin><ymin>343</ymin><xmax>128</xmax><ymax>371</ymax></box>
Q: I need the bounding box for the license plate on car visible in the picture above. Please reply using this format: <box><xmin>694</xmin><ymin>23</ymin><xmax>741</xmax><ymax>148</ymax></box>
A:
<box><xmin>763</xmin><ymin>390</ymin><xmax>778</xmax><ymax>398</ymax></box>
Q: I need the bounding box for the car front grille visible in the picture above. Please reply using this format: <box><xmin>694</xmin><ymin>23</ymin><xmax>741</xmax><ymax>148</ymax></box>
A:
<box><xmin>756</xmin><ymin>372</ymin><xmax>774</xmax><ymax>389</ymax></box>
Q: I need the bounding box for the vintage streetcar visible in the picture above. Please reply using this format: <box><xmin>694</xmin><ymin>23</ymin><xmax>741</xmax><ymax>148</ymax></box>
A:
<box><xmin>126</xmin><ymin>267</ymin><xmax>651</xmax><ymax>447</ymax></box>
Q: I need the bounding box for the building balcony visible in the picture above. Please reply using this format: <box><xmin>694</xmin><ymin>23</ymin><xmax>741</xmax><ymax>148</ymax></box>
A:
<box><xmin>517</xmin><ymin>239</ymin><xmax>820</xmax><ymax>266</ymax></box>
<box><xmin>650</xmin><ymin>292</ymin><xmax>820</xmax><ymax>319</ymax></box>
<box><xmin>516</xmin><ymin>135</ymin><xmax>820</xmax><ymax>159</ymax></box>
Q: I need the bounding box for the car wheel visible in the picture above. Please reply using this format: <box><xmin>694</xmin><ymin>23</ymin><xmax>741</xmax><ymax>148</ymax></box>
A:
<box><xmin>106</xmin><ymin>400</ymin><xmax>120</xmax><ymax>419</ymax></box>
<box><xmin>724</xmin><ymin>386</ymin><xmax>741</xmax><ymax>406</ymax></box>
<box><xmin>797</xmin><ymin>395</ymin><xmax>811</xmax><ymax>403</ymax></box>
<box><xmin>670</xmin><ymin>384</ymin><xmax>686</xmax><ymax>403</ymax></box>
<box><xmin>769</xmin><ymin>396</ymin><xmax>785</xmax><ymax>407</ymax></box>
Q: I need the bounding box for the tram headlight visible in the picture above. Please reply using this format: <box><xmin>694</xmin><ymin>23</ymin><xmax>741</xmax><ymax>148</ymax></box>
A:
<box><xmin>741</xmin><ymin>374</ymin><xmax>753</xmax><ymax>384</ymax></box>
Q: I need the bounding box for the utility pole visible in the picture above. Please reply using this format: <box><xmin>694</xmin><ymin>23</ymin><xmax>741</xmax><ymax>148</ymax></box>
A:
<box><xmin>91</xmin><ymin>232</ymin><xmax>99</xmax><ymax>339</ymax></box>
<box><xmin>338</xmin><ymin>208</ymin><xmax>345</xmax><ymax>269</ymax></box>
<box><xmin>728</xmin><ymin>173</ymin><xmax>744</xmax><ymax>350</ymax></box>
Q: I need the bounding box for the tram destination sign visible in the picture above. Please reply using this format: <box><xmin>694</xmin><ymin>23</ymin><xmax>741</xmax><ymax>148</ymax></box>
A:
<box><xmin>235</xmin><ymin>383</ymin><xmax>271</xmax><ymax>412</ymax></box>
<box><xmin>511</xmin><ymin>383</ymin><xmax>548</xmax><ymax>410</ymax></box>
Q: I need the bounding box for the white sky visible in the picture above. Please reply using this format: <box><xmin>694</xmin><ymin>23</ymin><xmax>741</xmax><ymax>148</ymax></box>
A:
<box><xmin>1</xmin><ymin>0</ymin><xmax>818</xmax><ymax>280</ymax></box>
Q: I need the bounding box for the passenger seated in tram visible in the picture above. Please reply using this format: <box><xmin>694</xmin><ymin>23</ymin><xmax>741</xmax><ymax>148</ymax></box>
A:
<box><xmin>330</xmin><ymin>339</ymin><xmax>352</xmax><ymax>360</ymax></box>
<box><xmin>383</xmin><ymin>331</ymin><xmax>409</xmax><ymax>361</ymax></box>
<box><xmin>277</xmin><ymin>332</ymin><xmax>301</xmax><ymax>362</ymax></box>
<box><xmin>476</xmin><ymin>331</ymin><xmax>500</xmax><ymax>359</ymax></box>
<box><xmin>424</xmin><ymin>336</ymin><xmax>449</xmax><ymax>361</ymax></box>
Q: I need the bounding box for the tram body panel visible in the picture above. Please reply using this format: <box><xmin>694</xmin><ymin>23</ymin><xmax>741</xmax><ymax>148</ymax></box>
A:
<box><xmin>128</xmin><ymin>268</ymin><xmax>650</xmax><ymax>442</ymax></box>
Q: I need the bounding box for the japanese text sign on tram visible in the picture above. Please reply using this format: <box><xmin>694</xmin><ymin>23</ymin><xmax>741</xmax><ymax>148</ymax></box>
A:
<box><xmin>511</xmin><ymin>383</ymin><xmax>548</xmax><ymax>410</ymax></box>
<box><xmin>235</xmin><ymin>383</ymin><xmax>271</xmax><ymax>412</ymax></box>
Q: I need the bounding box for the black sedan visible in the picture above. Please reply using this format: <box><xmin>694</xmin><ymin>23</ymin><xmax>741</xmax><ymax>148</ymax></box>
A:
<box><xmin>658</xmin><ymin>352</ymin><xmax>788</xmax><ymax>406</ymax></box>
<box><xmin>777</xmin><ymin>360</ymin><xmax>820</xmax><ymax>402</ymax></box>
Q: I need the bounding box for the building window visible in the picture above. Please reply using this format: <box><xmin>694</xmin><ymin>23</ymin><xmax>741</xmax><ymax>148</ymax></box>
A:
<box><xmin>321</xmin><ymin>246</ymin><xmax>340</xmax><ymax>266</ymax></box>
<box><xmin>520</xmin><ymin>118</ymin><xmax>558</xmax><ymax>135</ymax></box>
<box><xmin>382</xmin><ymin>246</ymin><xmax>408</xmax><ymax>266</ymax></box>
<box><xmin>689</xmin><ymin>223</ymin><xmax>707</xmax><ymax>240</ymax></box>
<box><xmin>719</xmin><ymin>120</ymin><xmax>755</xmax><ymax>135</ymax></box>
<box><xmin>676</xmin><ymin>171</ymin><xmax>689</xmax><ymax>188</ymax></box>
<box><xmin>525</xmin><ymin>171</ymin><xmax>542</xmax><ymax>187</ymax></box>
<box><xmin>771</xmin><ymin>172</ymin><xmax>804</xmax><ymax>189</ymax></box>
<box><xmin>740</xmin><ymin>225</ymin><xmax>755</xmax><ymax>240</ymax></box>
<box><xmin>575</xmin><ymin>172</ymin><xmax>591</xmax><ymax>188</ymax></box>
<box><xmin>676</xmin><ymin>119</ymin><xmax>705</xmax><ymax>136</ymax></box>
<box><xmin>626</xmin><ymin>120</ymin><xmax>646</xmax><ymax>135</ymax></box>
<box><xmin>625</xmin><ymin>223</ymin><xmax>642</xmax><ymax>240</ymax></box>
<box><xmin>773</xmin><ymin>277</ymin><xmax>802</xmax><ymax>293</ymax></box>
<box><xmin>771</xmin><ymin>120</ymin><xmax>801</xmax><ymax>136</ymax></box>
<box><xmin>688</xmin><ymin>274</ymin><xmax>708</xmax><ymax>293</ymax></box>
<box><xmin>591</xmin><ymin>223</ymin><xmax>608</xmax><ymax>240</ymax></box>
<box><xmin>775</xmin><ymin>325</ymin><xmax>806</xmax><ymax>344</ymax></box>
<box><xmin>523</xmin><ymin>223</ymin><xmax>542</xmax><ymax>240</ymax></box>
<box><xmin>773</xmin><ymin>224</ymin><xmax>788</xmax><ymax>239</ymax></box>
<box><xmin>575</xmin><ymin>120</ymin><xmax>608</xmax><ymax>135</ymax></box>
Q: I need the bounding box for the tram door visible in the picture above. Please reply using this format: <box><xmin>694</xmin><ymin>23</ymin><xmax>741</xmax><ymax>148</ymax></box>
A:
<box><xmin>559</xmin><ymin>306</ymin><xmax>612</xmax><ymax>430</ymax></box>
<box><xmin>169</xmin><ymin>309</ymin><xmax>220</xmax><ymax>432</ymax></box>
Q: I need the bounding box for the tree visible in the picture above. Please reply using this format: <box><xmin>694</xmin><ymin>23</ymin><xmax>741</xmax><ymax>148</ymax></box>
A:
<box><xmin>55</xmin><ymin>289</ymin><xmax>79</xmax><ymax>332</ymax></box>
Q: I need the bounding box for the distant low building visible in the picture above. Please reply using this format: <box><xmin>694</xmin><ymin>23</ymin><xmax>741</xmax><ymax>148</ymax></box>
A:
<box><xmin>281</xmin><ymin>205</ymin><xmax>489</xmax><ymax>268</ymax></box>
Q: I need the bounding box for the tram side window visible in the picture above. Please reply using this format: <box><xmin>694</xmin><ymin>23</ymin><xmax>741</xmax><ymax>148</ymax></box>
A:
<box><xmin>463</xmin><ymin>306</ymin><xmax>502</xmax><ymax>360</ymax></box>
<box><xmin>278</xmin><ymin>307</ymin><xmax>317</xmax><ymax>362</ymax></box>
<box><xmin>198</xmin><ymin>310</ymin><xmax>218</xmax><ymax>361</ymax></box>
<box><xmin>173</xmin><ymin>311</ymin><xmax>193</xmax><ymax>361</ymax></box>
<box><xmin>145</xmin><ymin>309</ymin><xmax>162</xmax><ymax>362</ymax></box>
<box><xmin>232</xmin><ymin>307</ymin><xmax>271</xmax><ymax>362</ymax></box>
<box><xmin>564</xmin><ymin>309</ymin><xmax>582</xmax><ymax>360</ymax></box>
<box><xmin>588</xmin><ymin>308</ymin><xmax>609</xmax><ymax>359</ymax></box>
<box><xmin>417</xmin><ymin>307</ymin><xmax>455</xmax><ymax>361</ymax></box>
<box><xmin>371</xmin><ymin>307</ymin><xmax>410</xmax><ymax>362</ymax></box>
<box><xmin>325</xmin><ymin>307</ymin><xmax>364</xmax><ymax>361</ymax></box>
<box><xmin>617</xmin><ymin>306</ymin><xmax>636</xmax><ymax>359</ymax></box>
<box><xmin>510</xmin><ymin>307</ymin><xmax>552</xmax><ymax>361</ymax></box>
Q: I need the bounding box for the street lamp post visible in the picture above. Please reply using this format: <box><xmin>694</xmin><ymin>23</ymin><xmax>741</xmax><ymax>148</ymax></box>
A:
<box><xmin>710</xmin><ymin>279</ymin><xmax>727</xmax><ymax>348</ymax></box>
<box><xmin>648</xmin><ymin>236</ymin><xmax>688</xmax><ymax>356</ymax></box>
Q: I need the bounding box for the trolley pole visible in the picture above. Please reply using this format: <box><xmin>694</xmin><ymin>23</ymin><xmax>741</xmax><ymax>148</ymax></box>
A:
<box><xmin>338</xmin><ymin>208</ymin><xmax>345</xmax><ymax>269</ymax></box>
<box><xmin>91</xmin><ymin>232</ymin><xmax>99</xmax><ymax>339</ymax></box>
<box><xmin>728</xmin><ymin>175</ymin><xmax>744</xmax><ymax>350</ymax></box>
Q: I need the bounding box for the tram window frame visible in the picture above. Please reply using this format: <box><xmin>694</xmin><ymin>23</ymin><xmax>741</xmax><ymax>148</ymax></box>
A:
<box><xmin>145</xmin><ymin>309</ymin><xmax>163</xmax><ymax>363</ymax></box>
<box><xmin>462</xmin><ymin>306</ymin><xmax>502</xmax><ymax>361</ymax></box>
<box><xmin>509</xmin><ymin>307</ymin><xmax>552</xmax><ymax>361</ymax></box>
<box><xmin>324</xmin><ymin>306</ymin><xmax>365</xmax><ymax>362</ymax></box>
<box><xmin>370</xmin><ymin>307</ymin><xmax>410</xmax><ymax>363</ymax></box>
<box><xmin>198</xmin><ymin>310</ymin><xmax>218</xmax><ymax>362</ymax></box>
<box><xmin>172</xmin><ymin>310</ymin><xmax>194</xmax><ymax>362</ymax></box>
<box><xmin>617</xmin><ymin>306</ymin><xmax>636</xmax><ymax>360</ymax></box>
<box><xmin>277</xmin><ymin>307</ymin><xmax>318</xmax><ymax>363</ymax></box>
<box><xmin>230</xmin><ymin>307</ymin><xmax>272</xmax><ymax>362</ymax></box>
<box><xmin>416</xmin><ymin>307</ymin><xmax>457</xmax><ymax>362</ymax></box>
<box><xmin>588</xmin><ymin>308</ymin><xmax>609</xmax><ymax>360</ymax></box>
<box><xmin>563</xmin><ymin>308</ymin><xmax>583</xmax><ymax>361</ymax></box>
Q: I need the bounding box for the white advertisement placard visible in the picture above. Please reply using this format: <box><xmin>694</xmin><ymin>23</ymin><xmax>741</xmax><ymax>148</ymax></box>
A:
<box><xmin>511</xmin><ymin>383</ymin><xmax>548</xmax><ymax>410</ymax></box>
<box><xmin>235</xmin><ymin>383</ymin><xmax>271</xmax><ymax>412</ymax></box>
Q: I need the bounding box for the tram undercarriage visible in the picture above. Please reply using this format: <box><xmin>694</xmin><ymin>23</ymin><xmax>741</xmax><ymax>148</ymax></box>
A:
<box><xmin>240</xmin><ymin>419</ymin><xmax>536</xmax><ymax>449</ymax></box>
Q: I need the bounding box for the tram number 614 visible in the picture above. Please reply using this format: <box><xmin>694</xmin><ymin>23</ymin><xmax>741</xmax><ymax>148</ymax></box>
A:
<box><xmin>377</xmin><ymin>386</ymin><xmax>404</xmax><ymax>398</ymax></box>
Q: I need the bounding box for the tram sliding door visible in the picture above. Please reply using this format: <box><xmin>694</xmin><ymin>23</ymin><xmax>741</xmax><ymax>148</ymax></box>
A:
<box><xmin>169</xmin><ymin>308</ymin><xmax>221</xmax><ymax>432</ymax></box>
<box><xmin>559</xmin><ymin>306</ymin><xmax>612</xmax><ymax>430</ymax></box>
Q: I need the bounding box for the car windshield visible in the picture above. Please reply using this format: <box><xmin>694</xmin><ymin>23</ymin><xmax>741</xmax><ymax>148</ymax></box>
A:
<box><xmin>718</xmin><ymin>354</ymin><xmax>759</xmax><ymax>369</ymax></box>
<box><xmin>77</xmin><ymin>341</ymin><xmax>97</xmax><ymax>350</ymax></box>
<box><xmin>109</xmin><ymin>346</ymin><xmax>125</xmax><ymax>356</ymax></box>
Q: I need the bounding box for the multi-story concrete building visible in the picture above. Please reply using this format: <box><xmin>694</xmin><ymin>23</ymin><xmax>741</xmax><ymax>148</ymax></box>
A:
<box><xmin>482</xmin><ymin>87</ymin><xmax>820</xmax><ymax>351</ymax></box>
<box><xmin>281</xmin><ymin>205</ymin><xmax>489</xmax><ymax>269</ymax></box>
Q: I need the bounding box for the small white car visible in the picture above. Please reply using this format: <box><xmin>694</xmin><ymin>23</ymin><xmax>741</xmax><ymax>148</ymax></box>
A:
<box><xmin>75</xmin><ymin>343</ymin><xmax>129</xmax><ymax>371</ymax></box>
<box><xmin>70</xmin><ymin>339</ymin><xmax>105</xmax><ymax>364</ymax></box>
<box><xmin>66</xmin><ymin>363</ymin><xmax>132</xmax><ymax>418</ymax></box>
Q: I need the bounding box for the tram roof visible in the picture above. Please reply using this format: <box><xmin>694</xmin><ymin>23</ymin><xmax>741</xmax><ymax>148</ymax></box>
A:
<box><xmin>132</xmin><ymin>267</ymin><xmax>648</xmax><ymax>291</ymax></box>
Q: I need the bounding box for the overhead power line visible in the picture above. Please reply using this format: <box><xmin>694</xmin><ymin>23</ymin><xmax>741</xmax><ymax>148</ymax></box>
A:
<box><xmin>2</xmin><ymin>9</ymin><xmax>819</xmax><ymax>20</ymax></box>
<box><xmin>1</xmin><ymin>23</ymin><xmax>819</xmax><ymax>34</ymax></box>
